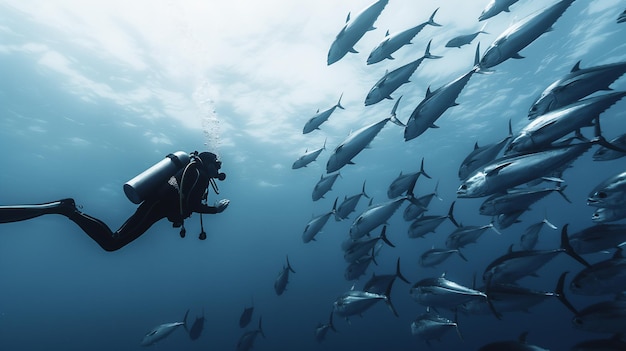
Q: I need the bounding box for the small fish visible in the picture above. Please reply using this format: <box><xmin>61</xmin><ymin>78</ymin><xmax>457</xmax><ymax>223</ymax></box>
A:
<box><xmin>520</xmin><ymin>217</ymin><xmax>558</xmax><ymax>251</ymax></box>
<box><xmin>333</xmin><ymin>283</ymin><xmax>397</xmax><ymax>320</ymax></box>
<box><xmin>619</xmin><ymin>9</ymin><xmax>626</xmax><ymax>23</ymax></box>
<box><xmin>419</xmin><ymin>247</ymin><xmax>468</xmax><ymax>268</ymax></box>
<box><xmin>387</xmin><ymin>158</ymin><xmax>431</xmax><ymax>199</ymax></box>
<box><xmin>459</xmin><ymin>119</ymin><xmax>512</xmax><ymax>180</ymax></box>
<box><xmin>568</xmin><ymin>223</ymin><xmax>626</xmax><ymax>255</ymax></box>
<box><xmin>479</xmin><ymin>0</ymin><xmax>520</xmax><ymax>21</ymax></box>
<box><xmin>363</xmin><ymin>257</ymin><xmax>410</xmax><ymax>294</ymax></box>
<box><xmin>445</xmin><ymin>223</ymin><xmax>500</xmax><ymax>250</ymax></box>
<box><xmin>274</xmin><ymin>255</ymin><xmax>296</xmax><ymax>296</ymax></box>
<box><xmin>328</xmin><ymin>0</ymin><xmax>389</xmax><ymax>65</ymax></box>
<box><xmin>568</xmin><ymin>299</ymin><xmax>626</xmax><ymax>334</ymax></box>
<box><xmin>312</xmin><ymin>172</ymin><xmax>341</xmax><ymax>201</ymax></box>
<box><xmin>302</xmin><ymin>199</ymin><xmax>337</xmax><ymax>243</ymax></box>
<box><xmin>410</xmin><ymin>273</ymin><xmax>489</xmax><ymax>310</ymax></box>
<box><xmin>478</xmin><ymin>331</ymin><xmax>549</xmax><ymax>351</ymax></box>
<box><xmin>239</xmin><ymin>299</ymin><xmax>254</xmax><ymax>329</ymax></box>
<box><xmin>335</xmin><ymin>180</ymin><xmax>370</xmax><ymax>221</ymax></box>
<box><xmin>446</xmin><ymin>24</ymin><xmax>488</xmax><ymax>48</ymax></box>
<box><xmin>367</xmin><ymin>8</ymin><xmax>441</xmax><ymax>65</ymax></box>
<box><xmin>592</xmin><ymin>206</ymin><xmax>626</xmax><ymax>223</ymax></box>
<box><xmin>587</xmin><ymin>170</ymin><xmax>626</xmax><ymax>208</ymax></box>
<box><xmin>403</xmin><ymin>181</ymin><xmax>441</xmax><ymax>221</ymax></box>
<box><xmin>479</xmin><ymin>185</ymin><xmax>569</xmax><ymax>216</ymax></box>
<box><xmin>344</xmin><ymin>226</ymin><xmax>394</xmax><ymax>263</ymax></box>
<box><xmin>302</xmin><ymin>94</ymin><xmax>344</xmax><ymax>134</ymax></box>
<box><xmin>140</xmin><ymin>310</ymin><xmax>188</xmax><ymax>346</ymax></box>
<box><xmin>344</xmin><ymin>245</ymin><xmax>380</xmax><ymax>281</ymax></box>
<box><xmin>292</xmin><ymin>139</ymin><xmax>326</xmax><ymax>169</ymax></box>
<box><xmin>236</xmin><ymin>317</ymin><xmax>265</xmax><ymax>351</ymax></box>
<box><xmin>314</xmin><ymin>312</ymin><xmax>337</xmax><ymax>342</ymax></box>
<box><xmin>479</xmin><ymin>0</ymin><xmax>576</xmax><ymax>71</ymax></box>
<box><xmin>407</xmin><ymin>201</ymin><xmax>458</xmax><ymax>239</ymax></box>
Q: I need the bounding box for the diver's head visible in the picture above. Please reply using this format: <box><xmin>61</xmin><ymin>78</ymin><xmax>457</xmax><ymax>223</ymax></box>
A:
<box><xmin>196</xmin><ymin>151</ymin><xmax>226</xmax><ymax>180</ymax></box>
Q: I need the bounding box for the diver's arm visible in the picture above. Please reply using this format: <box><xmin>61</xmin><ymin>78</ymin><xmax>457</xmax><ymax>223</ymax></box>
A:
<box><xmin>193</xmin><ymin>199</ymin><xmax>229</xmax><ymax>214</ymax></box>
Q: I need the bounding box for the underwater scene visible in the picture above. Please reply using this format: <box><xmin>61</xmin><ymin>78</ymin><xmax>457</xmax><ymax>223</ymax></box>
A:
<box><xmin>1</xmin><ymin>0</ymin><xmax>626</xmax><ymax>350</ymax></box>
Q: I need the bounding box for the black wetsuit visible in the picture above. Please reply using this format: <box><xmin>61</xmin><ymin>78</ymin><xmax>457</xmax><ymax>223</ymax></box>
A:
<box><xmin>0</xmin><ymin>159</ymin><xmax>222</xmax><ymax>251</ymax></box>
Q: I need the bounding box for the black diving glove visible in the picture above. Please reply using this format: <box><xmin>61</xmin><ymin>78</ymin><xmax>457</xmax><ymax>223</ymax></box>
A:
<box><xmin>214</xmin><ymin>199</ymin><xmax>230</xmax><ymax>213</ymax></box>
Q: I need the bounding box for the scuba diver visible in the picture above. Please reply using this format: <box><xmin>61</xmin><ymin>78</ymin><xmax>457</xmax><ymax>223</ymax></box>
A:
<box><xmin>0</xmin><ymin>151</ymin><xmax>229</xmax><ymax>251</ymax></box>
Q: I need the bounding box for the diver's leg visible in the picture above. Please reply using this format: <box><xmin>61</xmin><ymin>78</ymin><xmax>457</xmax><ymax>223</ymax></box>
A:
<box><xmin>109</xmin><ymin>200</ymin><xmax>167</xmax><ymax>250</ymax></box>
<box><xmin>0</xmin><ymin>198</ymin><xmax>78</xmax><ymax>223</ymax></box>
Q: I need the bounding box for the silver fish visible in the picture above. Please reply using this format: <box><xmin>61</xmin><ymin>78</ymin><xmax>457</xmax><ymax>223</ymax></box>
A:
<box><xmin>239</xmin><ymin>299</ymin><xmax>254</xmax><ymax>329</ymax></box>
<box><xmin>419</xmin><ymin>247</ymin><xmax>468</xmax><ymax>268</ymax></box>
<box><xmin>520</xmin><ymin>217</ymin><xmax>558</xmax><ymax>251</ymax></box>
<box><xmin>335</xmin><ymin>180</ymin><xmax>370</xmax><ymax>221</ymax></box>
<box><xmin>236</xmin><ymin>317</ymin><xmax>265</xmax><ymax>351</ymax></box>
<box><xmin>367</xmin><ymin>8</ymin><xmax>441</xmax><ymax>65</ymax></box>
<box><xmin>619</xmin><ymin>9</ymin><xmax>626</xmax><ymax>23</ymax></box>
<box><xmin>387</xmin><ymin>157</ymin><xmax>431</xmax><ymax>199</ymax></box>
<box><xmin>445</xmin><ymin>223</ymin><xmax>500</xmax><ymax>250</ymax></box>
<box><xmin>459</xmin><ymin>119</ymin><xmax>512</xmax><ymax>180</ymax></box>
<box><xmin>404</xmin><ymin>45</ymin><xmax>480</xmax><ymax>141</ymax></box>
<box><xmin>314</xmin><ymin>312</ymin><xmax>337</xmax><ymax>342</ymax></box>
<box><xmin>327</xmin><ymin>0</ymin><xmax>389</xmax><ymax>65</ymax></box>
<box><xmin>185</xmin><ymin>309</ymin><xmax>205</xmax><ymax>341</ymax></box>
<box><xmin>302</xmin><ymin>94</ymin><xmax>344</xmax><ymax>134</ymax></box>
<box><xmin>408</xmin><ymin>201</ymin><xmax>458</xmax><ymax>239</ymax></box>
<box><xmin>292</xmin><ymin>139</ymin><xmax>326</xmax><ymax>169</ymax></box>
<box><xmin>344</xmin><ymin>245</ymin><xmax>380</xmax><ymax>281</ymax></box>
<box><xmin>479</xmin><ymin>0</ymin><xmax>576</xmax><ymax>71</ymax></box>
<box><xmin>410</xmin><ymin>273</ymin><xmax>488</xmax><ymax>310</ymax></box>
<box><xmin>312</xmin><ymin>172</ymin><xmax>341</xmax><ymax>201</ymax></box>
<box><xmin>274</xmin><ymin>256</ymin><xmax>296</xmax><ymax>296</ymax></box>
<box><xmin>479</xmin><ymin>0</ymin><xmax>520</xmax><ymax>21</ymax></box>
<box><xmin>403</xmin><ymin>181</ymin><xmax>441</xmax><ymax>221</ymax></box>
<box><xmin>326</xmin><ymin>98</ymin><xmax>404</xmax><ymax>173</ymax></box>
<box><xmin>302</xmin><ymin>199</ymin><xmax>337</xmax><ymax>243</ymax></box>
<box><xmin>446</xmin><ymin>24</ymin><xmax>489</xmax><ymax>48</ymax></box>
<box><xmin>593</xmin><ymin>133</ymin><xmax>626</xmax><ymax>161</ymax></box>
<box><xmin>479</xmin><ymin>185</ymin><xmax>569</xmax><ymax>216</ymax></box>
<box><xmin>365</xmin><ymin>41</ymin><xmax>440</xmax><ymax>106</ymax></box>
<box><xmin>458</xmin><ymin>142</ymin><xmax>591</xmax><ymax>198</ymax></box>
<box><xmin>140</xmin><ymin>310</ymin><xmax>188</xmax><ymax>346</ymax></box>
<box><xmin>529</xmin><ymin>60</ymin><xmax>626</xmax><ymax>119</ymax></box>
<box><xmin>483</xmin><ymin>225</ymin><xmax>590</xmax><ymax>285</ymax></box>
<box><xmin>363</xmin><ymin>257</ymin><xmax>410</xmax><ymax>294</ymax></box>
<box><xmin>495</xmin><ymin>210</ymin><xmax>526</xmax><ymax>230</ymax></box>
<box><xmin>508</xmin><ymin>92</ymin><xmax>626</xmax><ymax>154</ymax></box>
<box><xmin>333</xmin><ymin>285</ymin><xmax>397</xmax><ymax>320</ymax></box>
<box><xmin>570</xmin><ymin>300</ymin><xmax>626</xmax><ymax>334</ymax></box>
<box><xmin>587</xmin><ymin>170</ymin><xmax>626</xmax><ymax>208</ymax></box>
<box><xmin>410</xmin><ymin>308</ymin><xmax>462</xmax><ymax>345</ymax></box>
<box><xmin>570</xmin><ymin>247</ymin><xmax>626</xmax><ymax>296</ymax></box>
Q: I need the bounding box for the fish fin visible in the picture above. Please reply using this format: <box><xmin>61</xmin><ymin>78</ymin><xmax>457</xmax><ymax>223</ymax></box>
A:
<box><xmin>348</xmin><ymin>161</ymin><xmax>355</xmax><ymax>165</ymax></box>
<box><xmin>486</xmin><ymin>162</ymin><xmax>511</xmax><ymax>177</ymax></box>
<box><xmin>555</xmin><ymin>271</ymin><xmax>579</xmax><ymax>314</ymax></box>
<box><xmin>336</xmin><ymin>92</ymin><xmax>345</xmax><ymax>110</ymax></box>
<box><xmin>571</xmin><ymin>60</ymin><xmax>581</xmax><ymax>72</ymax></box>
<box><xmin>286</xmin><ymin>255</ymin><xmax>296</xmax><ymax>273</ymax></box>
<box><xmin>349</xmin><ymin>48</ymin><xmax>359</xmax><ymax>54</ymax></box>
<box><xmin>345</xmin><ymin>12</ymin><xmax>350</xmax><ymax>23</ymax></box>
<box><xmin>183</xmin><ymin>309</ymin><xmax>190</xmax><ymax>332</ymax></box>
<box><xmin>428</xmin><ymin>8</ymin><xmax>442</xmax><ymax>27</ymax></box>
<box><xmin>474</xmin><ymin>142</ymin><xmax>479</xmax><ymax>150</ymax></box>
<box><xmin>395</xmin><ymin>257</ymin><xmax>410</xmax><ymax>284</ymax></box>
<box><xmin>512</xmin><ymin>53</ymin><xmax>524</xmax><ymax>59</ymax></box>
<box><xmin>561</xmin><ymin>224</ymin><xmax>591</xmax><ymax>268</ymax></box>
<box><xmin>425</xmin><ymin>86</ymin><xmax>433</xmax><ymax>98</ymax></box>
<box><xmin>457</xmin><ymin>249</ymin><xmax>468</xmax><ymax>262</ymax></box>
<box><xmin>387</xmin><ymin>55</ymin><xmax>394</xmax><ymax>60</ymax></box>
<box><xmin>430</xmin><ymin>123</ymin><xmax>439</xmax><ymax>128</ymax></box>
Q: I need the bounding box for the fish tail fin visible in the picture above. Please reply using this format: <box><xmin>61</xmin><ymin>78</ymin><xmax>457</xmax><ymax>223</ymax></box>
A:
<box><xmin>361</xmin><ymin>180</ymin><xmax>370</xmax><ymax>199</ymax></box>
<box><xmin>447</xmin><ymin>201</ymin><xmax>459</xmax><ymax>227</ymax></box>
<box><xmin>383</xmin><ymin>279</ymin><xmax>399</xmax><ymax>318</ymax></box>
<box><xmin>328</xmin><ymin>312</ymin><xmax>337</xmax><ymax>333</ymax></box>
<box><xmin>183</xmin><ymin>309</ymin><xmax>190</xmax><ymax>332</ymax></box>
<box><xmin>332</xmin><ymin>197</ymin><xmax>338</xmax><ymax>214</ymax></box>
<box><xmin>453</xmin><ymin>309</ymin><xmax>464</xmax><ymax>341</ymax></box>
<box><xmin>556</xmin><ymin>184</ymin><xmax>572</xmax><ymax>204</ymax></box>
<box><xmin>484</xmin><ymin>277</ymin><xmax>503</xmax><ymax>320</ymax></box>
<box><xmin>457</xmin><ymin>249</ymin><xmax>468</xmax><ymax>262</ymax></box>
<box><xmin>427</xmin><ymin>8</ymin><xmax>442</xmax><ymax>27</ymax></box>
<box><xmin>395</xmin><ymin>257</ymin><xmax>410</xmax><ymax>284</ymax></box>
<box><xmin>389</xmin><ymin>96</ymin><xmax>406</xmax><ymax>127</ymax></box>
<box><xmin>336</xmin><ymin>93</ymin><xmax>345</xmax><ymax>110</ymax></box>
<box><xmin>423</xmin><ymin>39</ymin><xmax>442</xmax><ymax>59</ymax></box>
<box><xmin>555</xmin><ymin>271</ymin><xmax>579</xmax><ymax>315</ymax></box>
<box><xmin>286</xmin><ymin>255</ymin><xmax>296</xmax><ymax>273</ymax></box>
<box><xmin>379</xmin><ymin>226</ymin><xmax>395</xmax><ymax>248</ymax></box>
<box><xmin>419</xmin><ymin>157</ymin><xmax>432</xmax><ymax>179</ymax></box>
<box><xmin>322</xmin><ymin>137</ymin><xmax>327</xmax><ymax>150</ymax></box>
<box><xmin>258</xmin><ymin>316</ymin><xmax>266</xmax><ymax>339</ymax></box>
<box><xmin>560</xmin><ymin>224</ymin><xmax>591</xmax><ymax>268</ymax></box>
<box><xmin>473</xmin><ymin>42</ymin><xmax>481</xmax><ymax>70</ymax></box>
<box><xmin>592</xmin><ymin>116</ymin><xmax>626</xmax><ymax>152</ymax></box>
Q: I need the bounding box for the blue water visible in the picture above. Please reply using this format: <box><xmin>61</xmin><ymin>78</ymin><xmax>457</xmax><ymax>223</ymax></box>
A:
<box><xmin>1</xmin><ymin>1</ymin><xmax>625</xmax><ymax>350</ymax></box>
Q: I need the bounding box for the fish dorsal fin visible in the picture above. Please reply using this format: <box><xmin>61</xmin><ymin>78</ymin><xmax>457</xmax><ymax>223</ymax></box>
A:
<box><xmin>571</xmin><ymin>60</ymin><xmax>581</xmax><ymax>72</ymax></box>
<box><xmin>474</xmin><ymin>142</ymin><xmax>479</xmax><ymax>150</ymax></box>
<box><xmin>518</xmin><ymin>331</ymin><xmax>529</xmax><ymax>344</ymax></box>
<box><xmin>613</xmin><ymin>247</ymin><xmax>624</xmax><ymax>259</ymax></box>
<box><xmin>385</xmin><ymin>29</ymin><xmax>389</xmax><ymax>37</ymax></box>
<box><xmin>508</xmin><ymin>244</ymin><xmax>514</xmax><ymax>254</ymax></box>
<box><xmin>425</xmin><ymin>86</ymin><xmax>433</xmax><ymax>98</ymax></box>
<box><xmin>346</xmin><ymin>12</ymin><xmax>351</xmax><ymax>23</ymax></box>
<box><xmin>440</xmin><ymin>272</ymin><xmax>446</xmax><ymax>278</ymax></box>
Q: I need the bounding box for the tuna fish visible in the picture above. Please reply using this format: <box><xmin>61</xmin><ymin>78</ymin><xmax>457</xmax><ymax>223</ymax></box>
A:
<box><xmin>479</xmin><ymin>0</ymin><xmax>520</xmax><ymax>21</ymax></box>
<box><xmin>570</xmin><ymin>246</ymin><xmax>626</xmax><ymax>296</ymax></box>
<box><xmin>365</xmin><ymin>40</ymin><xmax>441</xmax><ymax>106</ymax></box>
<box><xmin>312</xmin><ymin>172</ymin><xmax>341</xmax><ymax>201</ymax></box>
<box><xmin>367</xmin><ymin>8</ymin><xmax>441</xmax><ymax>65</ymax></box>
<box><xmin>587</xmin><ymin>170</ymin><xmax>626</xmax><ymax>208</ymax></box>
<box><xmin>410</xmin><ymin>273</ymin><xmax>489</xmax><ymax>310</ymax></box>
<box><xmin>314</xmin><ymin>312</ymin><xmax>337</xmax><ymax>342</ymax></box>
<box><xmin>419</xmin><ymin>247</ymin><xmax>468</xmax><ymax>268</ymax></box>
<box><xmin>363</xmin><ymin>257</ymin><xmax>410</xmax><ymax>294</ymax></box>
<box><xmin>387</xmin><ymin>157</ymin><xmax>431</xmax><ymax>199</ymax></box>
<box><xmin>593</xmin><ymin>133</ymin><xmax>626</xmax><ymax>161</ymax></box>
<box><xmin>479</xmin><ymin>185</ymin><xmax>570</xmax><ymax>216</ymax></box>
<box><xmin>529</xmin><ymin>60</ymin><xmax>626</xmax><ymax>119</ymax></box>
<box><xmin>445</xmin><ymin>223</ymin><xmax>501</xmax><ymax>250</ymax></box>
<box><xmin>344</xmin><ymin>246</ymin><xmax>379</xmax><ymax>281</ymax></box>
<box><xmin>520</xmin><ymin>217</ymin><xmax>558</xmax><ymax>251</ymax></box>
<box><xmin>446</xmin><ymin>24</ymin><xmax>488</xmax><ymax>48</ymax></box>
<box><xmin>303</xmin><ymin>94</ymin><xmax>344</xmax><ymax>134</ymax></box>
<box><xmin>302</xmin><ymin>199</ymin><xmax>337</xmax><ymax>243</ymax></box>
<box><xmin>479</xmin><ymin>0</ymin><xmax>576</xmax><ymax>71</ymax></box>
<box><xmin>328</xmin><ymin>0</ymin><xmax>389</xmax><ymax>65</ymax></box>
<box><xmin>592</xmin><ymin>206</ymin><xmax>626</xmax><ymax>223</ymax></box>
<box><xmin>408</xmin><ymin>201</ymin><xmax>458</xmax><ymax>239</ymax></box>
<box><xmin>326</xmin><ymin>98</ymin><xmax>405</xmax><ymax>173</ymax></box>
<box><xmin>292</xmin><ymin>139</ymin><xmax>326</xmax><ymax>169</ymax></box>
<box><xmin>236</xmin><ymin>317</ymin><xmax>265</xmax><ymax>351</ymax></box>
<box><xmin>335</xmin><ymin>181</ymin><xmax>370</xmax><ymax>221</ymax></box>
<box><xmin>274</xmin><ymin>255</ymin><xmax>296</xmax><ymax>296</ymax></box>
<box><xmin>343</xmin><ymin>226</ymin><xmax>394</xmax><ymax>263</ymax></box>
<box><xmin>239</xmin><ymin>299</ymin><xmax>254</xmax><ymax>328</ymax></box>
<box><xmin>333</xmin><ymin>283</ymin><xmax>398</xmax><ymax>320</ymax></box>
<box><xmin>567</xmin><ymin>223</ymin><xmax>626</xmax><ymax>255</ymax></box>
<box><xmin>478</xmin><ymin>332</ymin><xmax>549</xmax><ymax>351</ymax></box>
<box><xmin>459</xmin><ymin>119</ymin><xmax>512</xmax><ymax>180</ymax></box>
<box><xmin>410</xmin><ymin>308</ymin><xmax>462</xmax><ymax>345</ymax></box>
<box><xmin>185</xmin><ymin>309</ymin><xmax>205</xmax><ymax>341</ymax></box>
<box><xmin>403</xmin><ymin>181</ymin><xmax>441</xmax><ymax>221</ymax></box>
<box><xmin>140</xmin><ymin>310</ymin><xmax>188</xmax><ymax>346</ymax></box>
<box><xmin>404</xmin><ymin>44</ymin><xmax>480</xmax><ymax>141</ymax></box>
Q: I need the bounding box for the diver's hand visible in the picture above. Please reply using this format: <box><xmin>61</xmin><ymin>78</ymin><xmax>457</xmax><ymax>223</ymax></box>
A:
<box><xmin>214</xmin><ymin>199</ymin><xmax>230</xmax><ymax>213</ymax></box>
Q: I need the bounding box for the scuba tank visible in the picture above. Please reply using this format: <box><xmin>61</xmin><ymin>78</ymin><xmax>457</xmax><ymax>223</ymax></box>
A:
<box><xmin>123</xmin><ymin>151</ymin><xmax>190</xmax><ymax>204</ymax></box>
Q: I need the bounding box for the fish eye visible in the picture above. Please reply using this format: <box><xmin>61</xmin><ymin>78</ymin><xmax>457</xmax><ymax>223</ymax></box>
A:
<box><xmin>460</xmin><ymin>184</ymin><xmax>467</xmax><ymax>190</ymax></box>
<box><xmin>573</xmin><ymin>317</ymin><xmax>584</xmax><ymax>326</ymax></box>
<box><xmin>596</xmin><ymin>192</ymin><xmax>608</xmax><ymax>199</ymax></box>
